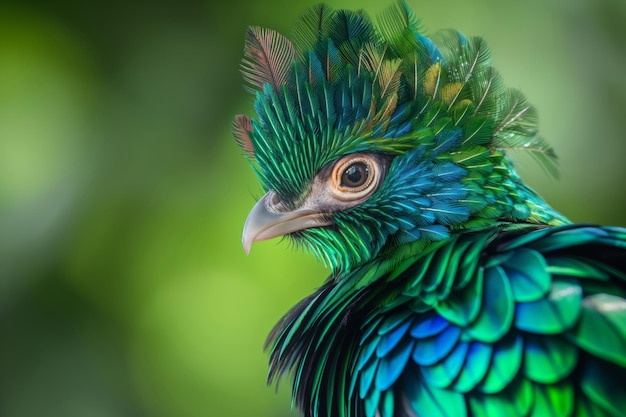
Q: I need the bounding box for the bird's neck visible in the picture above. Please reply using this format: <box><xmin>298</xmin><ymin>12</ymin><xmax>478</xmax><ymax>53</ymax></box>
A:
<box><xmin>465</xmin><ymin>165</ymin><xmax>569</xmax><ymax>230</ymax></box>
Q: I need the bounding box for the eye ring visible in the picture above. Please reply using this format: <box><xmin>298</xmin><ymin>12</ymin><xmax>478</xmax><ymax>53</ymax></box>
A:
<box><xmin>330</xmin><ymin>154</ymin><xmax>380</xmax><ymax>201</ymax></box>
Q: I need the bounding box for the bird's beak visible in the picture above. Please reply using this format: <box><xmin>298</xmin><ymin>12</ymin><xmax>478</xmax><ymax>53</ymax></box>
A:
<box><xmin>242</xmin><ymin>191</ymin><xmax>330</xmax><ymax>254</ymax></box>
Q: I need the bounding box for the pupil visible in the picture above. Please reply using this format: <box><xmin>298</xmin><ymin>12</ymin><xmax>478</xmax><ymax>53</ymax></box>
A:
<box><xmin>342</xmin><ymin>163</ymin><xmax>368</xmax><ymax>187</ymax></box>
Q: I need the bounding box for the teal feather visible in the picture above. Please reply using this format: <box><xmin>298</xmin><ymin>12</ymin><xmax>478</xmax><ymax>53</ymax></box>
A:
<box><xmin>514</xmin><ymin>276</ymin><xmax>582</xmax><ymax>334</ymax></box>
<box><xmin>451</xmin><ymin>341</ymin><xmax>493</xmax><ymax>392</ymax></box>
<box><xmin>436</xmin><ymin>269</ymin><xmax>483</xmax><ymax>326</ymax></box>
<box><xmin>566</xmin><ymin>293</ymin><xmax>626</xmax><ymax>368</ymax></box>
<box><xmin>420</xmin><ymin>339</ymin><xmax>469</xmax><ymax>388</ymax></box>
<box><xmin>363</xmin><ymin>384</ymin><xmax>380</xmax><ymax>417</ymax></box>
<box><xmin>377</xmin><ymin>309</ymin><xmax>413</xmax><ymax>334</ymax></box>
<box><xmin>502</xmin><ymin>248</ymin><xmax>551</xmax><ymax>302</ymax></box>
<box><xmin>469</xmin><ymin>377</ymin><xmax>534</xmax><ymax>417</ymax></box>
<box><xmin>359</xmin><ymin>353</ymin><xmax>378</xmax><ymax>399</ymax></box>
<box><xmin>464</xmin><ymin>265</ymin><xmax>514</xmax><ymax>343</ymax></box>
<box><xmin>411</xmin><ymin>324</ymin><xmax>460</xmax><ymax>366</ymax></box>
<box><xmin>477</xmin><ymin>332</ymin><xmax>523</xmax><ymax>394</ymax></box>
<box><xmin>376</xmin><ymin>319</ymin><xmax>412</xmax><ymax>357</ymax></box>
<box><xmin>235</xmin><ymin>1</ymin><xmax>626</xmax><ymax>416</ymax></box>
<box><xmin>523</xmin><ymin>333</ymin><xmax>578</xmax><ymax>384</ymax></box>
<box><xmin>405</xmin><ymin>375</ymin><xmax>468</xmax><ymax>417</ymax></box>
<box><xmin>375</xmin><ymin>337</ymin><xmax>413</xmax><ymax>390</ymax></box>
<box><xmin>356</xmin><ymin>334</ymin><xmax>380</xmax><ymax>372</ymax></box>
<box><xmin>546</xmin><ymin>256</ymin><xmax>610</xmax><ymax>280</ymax></box>
<box><xmin>381</xmin><ymin>389</ymin><xmax>394</xmax><ymax>417</ymax></box>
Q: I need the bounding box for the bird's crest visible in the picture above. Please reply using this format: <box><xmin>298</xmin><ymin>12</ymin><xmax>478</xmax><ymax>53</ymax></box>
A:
<box><xmin>234</xmin><ymin>0</ymin><xmax>556</xmax><ymax>203</ymax></box>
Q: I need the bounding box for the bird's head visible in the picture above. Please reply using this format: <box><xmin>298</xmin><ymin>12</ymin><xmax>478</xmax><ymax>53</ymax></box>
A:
<box><xmin>235</xmin><ymin>2</ymin><xmax>564</xmax><ymax>272</ymax></box>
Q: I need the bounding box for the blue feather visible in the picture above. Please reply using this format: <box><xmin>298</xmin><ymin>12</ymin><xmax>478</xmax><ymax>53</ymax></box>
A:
<box><xmin>375</xmin><ymin>337</ymin><xmax>415</xmax><ymax>390</ymax></box>
<box><xmin>377</xmin><ymin>319</ymin><xmax>413</xmax><ymax>357</ymax></box>
<box><xmin>420</xmin><ymin>340</ymin><xmax>469</xmax><ymax>388</ymax></box>
<box><xmin>417</xmin><ymin>33</ymin><xmax>443</xmax><ymax>63</ymax></box>
<box><xmin>412</xmin><ymin>324</ymin><xmax>460</xmax><ymax>366</ymax></box>
<box><xmin>410</xmin><ymin>313</ymin><xmax>448</xmax><ymax>338</ymax></box>
<box><xmin>452</xmin><ymin>341</ymin><xmax>493</xmax><ymax>392</ymax></box>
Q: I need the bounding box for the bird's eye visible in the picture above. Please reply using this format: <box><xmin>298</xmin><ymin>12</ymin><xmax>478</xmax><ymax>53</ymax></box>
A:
<box><xmin>341</xmin><ymin>162</ymin><xmax>369</xmax><ymax>189</ymax></box>
<box><xmin>330</xmin><ymin>154</ymin><xmax>381</xmax><ymax>201</ymax></box>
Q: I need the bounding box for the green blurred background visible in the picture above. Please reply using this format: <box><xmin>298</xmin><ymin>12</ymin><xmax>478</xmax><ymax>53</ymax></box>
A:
<box><xmin>1</xmin><ymin>0</ymin><xmax>625</xmax><ymax>416</ymax></box>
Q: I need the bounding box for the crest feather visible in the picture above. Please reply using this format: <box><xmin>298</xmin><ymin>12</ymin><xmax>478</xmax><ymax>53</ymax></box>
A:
<box><xmin>292</xmin><ymin>3</ymin><xmax>335</xmax><ymax>54</ymax></box>
<box><xmin>236</xmin><ymin>0</ymin><xmax>560</xmax><ymax>202</ymax></box>
<box><xmin>377</xmin><ymin>0</ymin><xmax>422</xmax><ymax>59</ymax></box>
<box><xmin>241</xmin><ymin>26</ymin><xmax>297</xmax><ymax>93</ymax></box>
<box><xmin>232</xmin><ymin>114</ymin><xmax>255</xmax><ymax>159</ymax></box>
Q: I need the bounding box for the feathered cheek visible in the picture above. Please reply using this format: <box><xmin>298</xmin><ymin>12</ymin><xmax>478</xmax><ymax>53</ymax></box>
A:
<box><xmin>355</xmin><ymin>161</ymin><xmax>471</xmax><ymax>245</ymax></box>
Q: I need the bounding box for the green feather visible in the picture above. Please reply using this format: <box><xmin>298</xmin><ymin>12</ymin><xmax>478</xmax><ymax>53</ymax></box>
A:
<box><xmin>451</xmin><ymin>341</ymin><xmax>493</xmax><ymax>392</ymax></box>
<box><xmin>546</xmin><ymin>256</ymin><xmax>610</xmax><ymax>280</ymax></box>
<box><xmin>420</xmin><ymin>340</ymin><xmax>469</xmax><ymax>388</ymax></box>
<box><xmin>565</xmin><ymin>293</ymin><xmax>626</xmax><ymax>368</ymax></box>
<box><xmin>469</xmin><ymin>377</ymin><xmax>533</xmax><ymax>417</ymax></box>
<box><xmin>405</xmin><ymin>375</ymin><xmax>468</xmax><ymax>417</ymax></box>
<box><xmin>502</xmin><ymin>248</ymin><xmax>551</xmax><ymax>303</ymax></box>
<box><xmin>532</xmin><ymin>381</ymin><xmax>574</xmax><ymax>417</ymax></box>
<box><xmin>523</xmin><ymin>334</ymin><xmax>578</xmax><ymax>384</ymax></box>
<box><xmin>464</xmin><ymin>265</ymin><xmax>514</xmax><ymax>343</ymax></box>
<box><xmin>376</xmin><ymin>0</ymin><xmax>422</xmax><ymax>59</ymax></box>
<box><xmin>292</xmin><ymin>3</ymin><xmax>335</xmax><ymax>54</ymax></box>
<box><xmin>478</xmin><ymin>333</ymin><xmax>523</xmax><ymax>394</ymax></box>
<box><xmin>580</xmin><ymin>356</ymin><xmax>626</xmax><ymax>416</ymax></box>
<box><xmin>514</xmin><ymin>276</ymin><xmax>582</xmax><ymax>334</ymax></box>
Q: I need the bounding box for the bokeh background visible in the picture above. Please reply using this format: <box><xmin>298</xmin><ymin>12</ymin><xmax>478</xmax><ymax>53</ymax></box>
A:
<box><xmin>1</xmin><ymin>0</ymin><xmax>625</xmax><ymax>416</ymax></box>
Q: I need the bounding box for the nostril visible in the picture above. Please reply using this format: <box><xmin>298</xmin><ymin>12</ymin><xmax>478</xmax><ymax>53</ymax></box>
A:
<box><xmin>270</xmin><ymin>192</ymin><xmax>281</xmax><ymax>206</ymax></box>
<box><xmin>266</xmin><ymin>191</ymin><xmax>287</xmax><ymax>214</ymax></box>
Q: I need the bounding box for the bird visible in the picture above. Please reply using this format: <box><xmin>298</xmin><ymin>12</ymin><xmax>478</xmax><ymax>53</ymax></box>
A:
<box><xmin>233</xmin><ymin>1</ymin><xmax>626</xmax><ymax>416</ymax></box>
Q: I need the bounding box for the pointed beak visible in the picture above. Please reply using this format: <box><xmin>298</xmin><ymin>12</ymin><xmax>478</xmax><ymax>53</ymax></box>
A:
<box><xmin>242</xmin><ymin>191</ymin><xmax>330</xmax><ymax>254</ymax></box>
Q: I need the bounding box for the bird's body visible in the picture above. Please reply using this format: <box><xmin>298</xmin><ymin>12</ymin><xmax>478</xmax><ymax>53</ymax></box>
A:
<box><xmin>234</xmin><ymin>2</ymin><xmax>626</xmax><ymax>416</ymax></box>
<box><xmin>267</xmin><ymin>223</ymin><xmax>626</xmax><ymax>417</ymax></box>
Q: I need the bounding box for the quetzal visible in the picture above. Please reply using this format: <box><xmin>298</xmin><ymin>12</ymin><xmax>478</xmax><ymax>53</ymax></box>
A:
<box><xmin>233</xmin><ymin>1</ymin><xmax>626</xmax><ymax>416</ymax></box>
